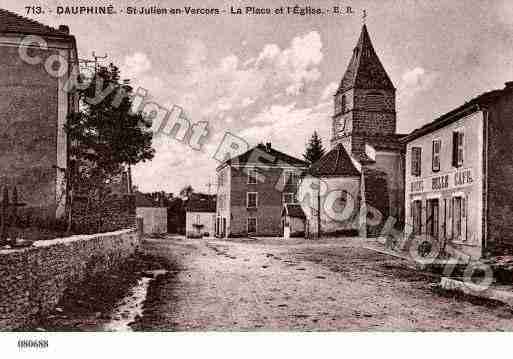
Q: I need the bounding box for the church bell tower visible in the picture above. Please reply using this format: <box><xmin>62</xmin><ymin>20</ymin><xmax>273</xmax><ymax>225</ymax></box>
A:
<box><xmin>331</xmin><ymin>24</ymin><xmax>396</xmax><ymax>161</ymax></box>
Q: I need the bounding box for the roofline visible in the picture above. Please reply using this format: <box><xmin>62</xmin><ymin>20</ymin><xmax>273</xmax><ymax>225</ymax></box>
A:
<box><xmin>0</xmin><ymin>8</ymin><xmax>73</xmax><ymax>40</ymax></box>
<box><xmin>400</xmin><ymin>104</ymin><xmax>480</xmax><ymax>143</ymax></box>
<box><xmin>215</xmin><ymin>144</ymin><xmax>309</xmax><ymax>171</ymax></box>
<box><xmin>0</xmin><ymin>30</ymin><xmax>74</xmax><ymax>40</ymax></box>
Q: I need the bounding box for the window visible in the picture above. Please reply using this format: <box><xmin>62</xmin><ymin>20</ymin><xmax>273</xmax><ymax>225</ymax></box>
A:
<box><xmin>452</xmin><ymin>197</ymin><xmax>462</xmax><ymax>240</ymax></box>
<box><xmin>411</xmin><ymin>147</ymin><xmax>422</xmax><ymax>176</ymax></box>
<box><xmin>196</xmin><ymin>214</ymin><xmax>201</xmax><ymax>225</ymax></box>
<box><xmin>412</xmin><ymin>200</ymin><xmax>422</xmax><ymax>235</ymax></box>
<box><xmin>427</xmin><ymin>199</ymin><xmax>439</xmax><ymax>239</ymax></box>
<box><xmin>432</xmin><ymin>139</ymin><xmax>441</xmax><ymax>172</ymax></box>
<box><xmin>284</xmin><ymin>171</ymin><xmax>299</xmax><ymax>186</ymax></box>
<box><xmin>452</xmin><ymin>196</ymin><xmax>467</xmax><ymax>241</ymax></box>
<box><xmin>217</xmin><ymin>172</ymin><xmax>224</xmax><ymax>187</ymax></box>
<box><xmin>247</xmin><ymin>192</ymin><xmax>258</xmax><ymax>208</ymax></box>
<box><xmin>452</xmin><ymin>131</ymin><xmax>464</xmax><ymax>167</ymax></box>
<box><xmin>335</xmin><ymin>94</ymin><xmax>346</xmax><ymax>114</ymax></box>
<box><xmin>247</xmin><ymin>168</ymin><xmax>258</xmax><ymax>184</ymax></box>
<box><xmin>247</xmin><ymin>218</ymin><xmax>257</xmax><ymax>234</ymax></box>
<box><xmin>282</xmin><ymin>192</ymin><xmax>296</xmax><ymax>204</ymax></box>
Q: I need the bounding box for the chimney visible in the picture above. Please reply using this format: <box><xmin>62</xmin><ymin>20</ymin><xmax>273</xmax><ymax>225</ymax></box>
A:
<box><xmin>265</xmin><ymin>142</ymin><xmax>271</xmax><ymax>152</ymax></box>
<box><xmin>58</xmin><ymin>25</ymin><xmax>70</xmax><ymax>34</ymax></box>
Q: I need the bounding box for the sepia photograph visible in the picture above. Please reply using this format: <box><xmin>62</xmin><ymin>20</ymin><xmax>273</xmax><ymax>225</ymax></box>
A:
<box><xmin>1</xmin><ymin>0</ymin><xmax>513</xmax><ymax>357</ymax></box>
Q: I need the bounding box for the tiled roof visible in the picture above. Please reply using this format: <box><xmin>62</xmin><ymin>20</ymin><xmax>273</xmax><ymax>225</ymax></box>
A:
<box><xmin>308</xmin><ymin>143</ymin><xmax>360</xmax><ymax>177</ymax></box>
<box><xmin>185</xmin><ymin>194</ymin><xmax>216</xmax><ymax>213</ymax></box>
<box><xmin>0</xmin><ymin>8</ymin><xmax>70</xmax><ymax>37</ymax></box>
<box><xmin>337</xmin><ymin>24</ymin><xmax>395</xmax><ymax>94</ymax></box>
<box><xmin>402</xmin><ymin>84</ymin><xmax>512</xmax><ymax>143</ymax></box>
<box><xmin>219</xmin><ymin>143</ymin><xmax>309</xmax><ymax>170</ymax></box>
<box><xmin>282</xmin><ymin>203</ymin><xmax>306</xmax><ymax>219</ymax></box>
<box><xmin>366</xmin><ymin>134</ymin><xmax>406</xmax><ymax>151</ymax></box>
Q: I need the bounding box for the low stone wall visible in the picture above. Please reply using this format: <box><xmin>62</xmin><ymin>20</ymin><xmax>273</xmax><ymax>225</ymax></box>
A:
<box><xmin>0</xmin><ymin>228</ymin><xmax>140</xmax><ymax>330</ymax></box>
<box><xmin>71</xmin><ymin>196</ymin><xmax>136</xmax><ymax>234</ymax></box>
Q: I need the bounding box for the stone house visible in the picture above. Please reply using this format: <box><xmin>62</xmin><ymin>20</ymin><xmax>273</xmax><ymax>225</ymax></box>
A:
<box><xmin>216</xmin><ymin>142</ymin><xmax>308</xmax><ymax>237</ymax></box>
<box><xmin>402</xmin><ymin>83</ymin><xmax>513</xmax><ymax>259</ymax></box>
<box><xmin>135</xmin><ymin>192</ymin><xmax>167</xmax><ymax>235</ymax></box>
<box><xmin>185</xmin><ymin>194</ymin><xmax>216</xmax><ymax>238</ymax></box>
<box><xmin>298</xmin><ymin>143</ymin><xmax>363</xmax><ymax>238</ymax></box>
<box><xmin>0</xmin><ymin>9</ymin><xmax>78</xmax><ymax>221</ymax></box>
<box><xmin>281</xmin><ymin>203</ymin><xmax>306</xmax><ymax>238</ymax></box>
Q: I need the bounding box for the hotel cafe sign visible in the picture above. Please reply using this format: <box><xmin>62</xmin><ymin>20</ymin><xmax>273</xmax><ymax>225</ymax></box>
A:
<box><xmin>409</xmin><ymin>168</ymin><xmax>474</xmax><ymax>194</ymax></box>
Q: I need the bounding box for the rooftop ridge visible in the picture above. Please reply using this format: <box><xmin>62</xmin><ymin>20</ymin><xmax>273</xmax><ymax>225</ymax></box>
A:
<box><xmin>0</xmin><ymin>8</ymin><xmax>70</xmax><ymax>37</ymax></box>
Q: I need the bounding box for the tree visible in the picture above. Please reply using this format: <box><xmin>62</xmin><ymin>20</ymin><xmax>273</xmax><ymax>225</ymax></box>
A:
<box><xmin>303</xmin><ymin>131</ymin><xmax>325</xmax><ymax>164</ymax></box>
<box><xmin>66</xmin><ymin>63</ymin><xmax>155</xmax><ymax>231</ymax></box>
<box><xmin>179</xmin><ymin>185</ymin><xmax>194</xmax><ymax>200</ymax></box>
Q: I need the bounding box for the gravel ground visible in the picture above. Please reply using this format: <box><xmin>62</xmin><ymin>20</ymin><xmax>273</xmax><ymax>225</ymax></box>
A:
<box><xmin>132</xmin><ymin>236</ymin><xmax>513</xmax><ymax>331</ymax></box>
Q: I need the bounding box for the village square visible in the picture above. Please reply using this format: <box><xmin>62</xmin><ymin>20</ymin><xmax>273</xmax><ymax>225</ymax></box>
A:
<box><xmin>2</xmin><ymin>2</ymin><xmax>513</xmax><ymax>335</ymax></box>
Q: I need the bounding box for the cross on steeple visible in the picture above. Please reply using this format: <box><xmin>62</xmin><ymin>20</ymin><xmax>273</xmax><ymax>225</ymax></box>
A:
<box><xmin>362</xmin><ymin>9</ymin><xmax>367</xmax><ymax>24</ymax></box>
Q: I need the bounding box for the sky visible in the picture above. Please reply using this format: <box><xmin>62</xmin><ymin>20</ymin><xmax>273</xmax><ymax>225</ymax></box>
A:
<box><xmin>5</xmin><ymin>0</ymin><xmax>513</xmax><ymax>194</ymax></box>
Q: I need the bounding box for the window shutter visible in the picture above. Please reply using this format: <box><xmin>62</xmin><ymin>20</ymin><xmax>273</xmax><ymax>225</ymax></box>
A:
<box><xmin>417</xmin><ymin>147</ymin><xmax>421</xmax><ymax>176</ymax></box>
<box><xmin>452</xmin><ymin>132</ymin><xmax>458</xmax><ymax>167</ymax></box>
<box><xmin>432</xmin><ymin>140</ymin><xmax>441</xmax><ymax>172</ymax></box>
<box><xmin>411</xmin><ymin>149</ymin><xmax>415</xmax><ymax>176</ymax></box>
<box><xmin>432</xmin><ymin>141</ymin><xmax>435</xmax><ymax>171</ymax></box>
<box><xmin>458</xmin><ymin>132</ymin><xmax>464</xmax><ymax>166</ymax></box>
<box><xmin>411</xmin><ymin>147</ymin><xmax>421</xmax><ymax>176</ymax></box>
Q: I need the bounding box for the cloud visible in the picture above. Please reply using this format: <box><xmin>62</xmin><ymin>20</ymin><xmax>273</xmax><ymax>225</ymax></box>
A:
<box><xmin>132</xmin><ymin>133</ymin><xmax>218</xmax><ymax>194</ymax></box>
<box><xmin>122</xmin><ymin>52</ymin><xmax>151</xmax><ymax>78</ymax></box>
<box><xmin>398</xmin><ymin>67</ymin><xmax>437</xmax><ymax>103</ymax></box>
<box><xmin>256</xmin><ymin>31</ymin><xmax>324</xmax><ymax>96</ymax></box>
<box><xmin>133</xmin><ymin>31</ymin><xmax>327</xmax><ymax>192</ymax></box>
<box><xmin>497</xmin><ymin>0</ymin><xmax>513</xmax><ymax>25</ymax></box>
<box><xmin>320</xmin><ymin>81</ymin><xmax>338</xmax><ymax>101</ymax></box>
<box><xmin>240</xmin><ymin>100</ymin><xmax>332</xmax><ymax>157</ymax></box>
<box><xmin>181</xmin><ymin>30</ymin><xmax>325</xmax><ymax>121</ymax></box>
<box><xmin>241</xmin><ymin>97</ymin><xmax>255</xmax><ymax>107</ymax></box>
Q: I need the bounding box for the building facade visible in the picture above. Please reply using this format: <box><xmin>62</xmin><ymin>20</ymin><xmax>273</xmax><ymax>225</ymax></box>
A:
<box><xmin>216</xmin><ymin>143</ymin><xmax>308</xmax><ymax>237</ymax></box>
<box><xmin>0</xmin><ymin>9</ymin><xmax>78</xmax><ymax>220</ymax></box>
<box><xmin>403</xmin><ymin>83</ymin><xmax>513</xmax><ymax>258</ymax></box>
<box><xmin>185</xmin><ymin>194</ymin><xmax>216</xmax><ymax>238</ymax></box>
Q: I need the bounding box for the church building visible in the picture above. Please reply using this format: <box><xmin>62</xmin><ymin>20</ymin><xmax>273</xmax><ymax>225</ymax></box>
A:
<box><xmin>299</xmin><ymin>24</ymin><xmax>406</xmax><ymax>237</ymax></box>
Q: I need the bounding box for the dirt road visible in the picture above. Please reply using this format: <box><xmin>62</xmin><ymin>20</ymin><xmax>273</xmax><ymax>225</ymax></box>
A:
<box><xmin>134</xmin><ymin>237</ymin><xmax>513</xmax><ymax>331</ymax></box>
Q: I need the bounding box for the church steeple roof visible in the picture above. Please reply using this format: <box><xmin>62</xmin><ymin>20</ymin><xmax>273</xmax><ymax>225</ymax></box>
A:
<box><xmin>337</xmin><ymin>24</ymin><xmax>395</xmax><ymax>94</ymax></box>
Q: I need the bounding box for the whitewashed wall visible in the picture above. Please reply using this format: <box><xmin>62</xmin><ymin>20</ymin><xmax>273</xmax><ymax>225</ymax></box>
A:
<box><xmin>136</xmin><ymin>207</ymin><xmax>167</xmax><ymax>234</ymax></box>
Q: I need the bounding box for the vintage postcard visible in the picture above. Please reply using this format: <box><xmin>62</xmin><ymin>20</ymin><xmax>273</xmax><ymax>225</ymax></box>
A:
<box><xmin>1</xmin><ymin>0</ymin><xmax>513</xmax><ymax>357</ymax></box>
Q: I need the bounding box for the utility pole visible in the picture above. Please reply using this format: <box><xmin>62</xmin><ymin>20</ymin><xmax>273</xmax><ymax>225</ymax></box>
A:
<box><xmin>78</xmin><ymin>51</ymin><xmax>108</xmax><ymax>77</ymax></box>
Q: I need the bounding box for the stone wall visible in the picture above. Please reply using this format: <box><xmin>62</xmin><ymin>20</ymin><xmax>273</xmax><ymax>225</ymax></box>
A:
<box><xmin>0</xmin><ymin>35</ymin><xmax>77</xmax><ymax>221</ymax></box>
<box><xmin>71</xmin><ymin>196</ymin><xmax>136</xmax><ymax>234</ymax></box>
<box><xmin>0</xmin><ymin>228</ymin><xmax>140</xmax><ymax>330</ymax></box>
<box><xmin>0</xmin><ymin>45</ymin><xmax>59</xmax><ymax>220</ymax></box>
<box><xmin>486</xmin><ymin>89</ymin><xmax>513</xmax><ymax>255</ymax></box>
